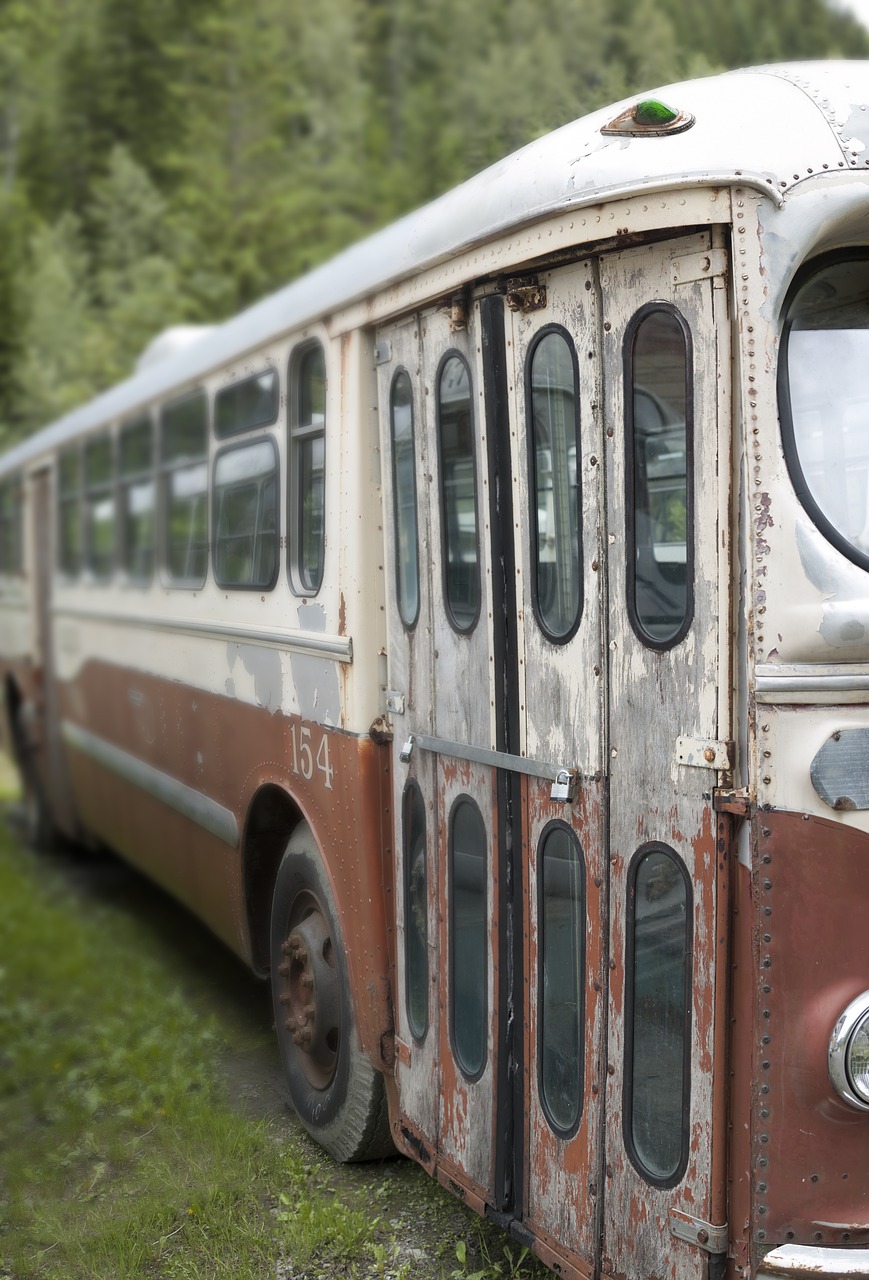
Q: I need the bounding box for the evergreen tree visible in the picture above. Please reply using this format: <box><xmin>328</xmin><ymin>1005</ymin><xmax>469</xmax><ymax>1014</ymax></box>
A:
<box><xmin>2</xmin><ymin>0</ymin><xmax>869</xmax><ymax>438</ymax></box>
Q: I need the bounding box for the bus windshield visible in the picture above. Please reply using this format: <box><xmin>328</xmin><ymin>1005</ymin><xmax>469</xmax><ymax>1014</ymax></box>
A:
<box><xmin>784</xmin><ymin>257</ymin><xmax>869</xmax><ymax>562</ymax></box>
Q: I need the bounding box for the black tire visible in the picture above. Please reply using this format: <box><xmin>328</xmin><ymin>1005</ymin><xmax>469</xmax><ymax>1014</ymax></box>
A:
<box><xmin>269</xmin><ymin>823</ymin><xmax>394</xmax><ymax>1162</ymax></box>
<box><xmin>11</xmin><ymin>708</ymin><xmax>56</xmax><ymax>852</ymax></box>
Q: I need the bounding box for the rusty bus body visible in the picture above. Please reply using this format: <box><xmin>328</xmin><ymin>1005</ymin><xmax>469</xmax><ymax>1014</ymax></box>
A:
<box><xmin>1</xmin><ymin>61</ymin><xmax>869</xmax><ymax>1280</ymax></box>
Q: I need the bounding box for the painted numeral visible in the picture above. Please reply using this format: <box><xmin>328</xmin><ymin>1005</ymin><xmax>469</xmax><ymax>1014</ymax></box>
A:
<box><xmin>289</xmin><ymin>722</ymin><xmax>334</xmax><ymax>792</ymax></box>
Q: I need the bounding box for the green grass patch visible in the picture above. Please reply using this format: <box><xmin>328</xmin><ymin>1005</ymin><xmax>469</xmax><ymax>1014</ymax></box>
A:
<box><xmin>0</xmin><ymin>822</ymin><xmax>291</xmax><ymax>1278</ymax></box>
<box><xmin>0</xmin><ymin>778</ymin><xmax>552</xmax><ymax>1280</ymax></box>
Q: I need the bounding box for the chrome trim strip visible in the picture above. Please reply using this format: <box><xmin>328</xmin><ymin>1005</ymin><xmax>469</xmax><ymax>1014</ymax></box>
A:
<box><xmin>757</xmin><ymin>1244</ymin><xmax>869</xmax><ymax>1279</ymax></box>
<box><xmin>53</xmin><ymin>606</ymin><xmax>353</xmax><ymax>663</ymax></box>
<box><xmin>407</xmin><ymin>732</ymin><xmax>566</xmax><ymax>782</ymax></box>
<box><xmin>61</xmin><ymin>720</ymin><xmax>239</xmax><ymax>848</ymax></box>
<box><xmin>756</xmin><ymin>667</ymin><xmax>869</xmax><ymax>694</ymax></box>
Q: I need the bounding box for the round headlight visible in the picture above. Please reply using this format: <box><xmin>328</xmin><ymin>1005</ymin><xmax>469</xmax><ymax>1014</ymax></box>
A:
<box><xmin>829</xmin><ymin>992</ymin><xmax>869</xmax><ymax>1111</ymax></box>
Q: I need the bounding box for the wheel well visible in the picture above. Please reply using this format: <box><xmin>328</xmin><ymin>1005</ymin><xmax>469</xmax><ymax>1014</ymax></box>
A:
<box><xmin>243</xmin><ymin>785</ymin><xmax>304</xmax><ymax>977</ymax></box>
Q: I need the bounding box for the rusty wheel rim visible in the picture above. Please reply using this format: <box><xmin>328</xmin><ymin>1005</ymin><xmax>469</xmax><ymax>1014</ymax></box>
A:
<box><xmin>277</xmin><ymin>892</ymin><xmax>340</xmax><ymax>1090</ymax></box>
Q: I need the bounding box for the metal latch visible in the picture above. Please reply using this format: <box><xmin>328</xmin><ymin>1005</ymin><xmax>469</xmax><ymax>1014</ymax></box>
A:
<box><xmin>550</xmin><ymin>768</ymin><xmax>577</xmax><ymax>803</ymax></box>
<box><xmin>399</xmin><ymin>736</ymin><xmax>414</xmax><ymax>764</ymax></box>
<box><xmin>669</xmin><ymin>1209</ymin><xmax>727</xmax><ymax>1255</ymax></box>
<box><xmin>712</xmin><ymin>787</ymin><xmax>751</xmax><ymax>817</ymax></box>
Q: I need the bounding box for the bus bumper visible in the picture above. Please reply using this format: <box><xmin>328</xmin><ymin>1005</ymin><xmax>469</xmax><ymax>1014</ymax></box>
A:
<box><xmin>758</xmin><ymin>1244</ymin><xmax>869</xmax><ymax>1278</ymax></box>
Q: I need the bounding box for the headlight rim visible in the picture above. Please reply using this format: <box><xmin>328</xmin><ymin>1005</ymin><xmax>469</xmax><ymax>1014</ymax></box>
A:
<box><xmin>829</xmin><ymin>990</ymin><xmax>869</xmax><ymax>1112</ymax></box>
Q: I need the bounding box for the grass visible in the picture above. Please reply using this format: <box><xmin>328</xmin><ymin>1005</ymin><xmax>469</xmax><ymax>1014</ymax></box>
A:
<box><xmin>0</xmin><ymin>763</ymin><xmax>551</xmax><ymax>1280</ymax></box>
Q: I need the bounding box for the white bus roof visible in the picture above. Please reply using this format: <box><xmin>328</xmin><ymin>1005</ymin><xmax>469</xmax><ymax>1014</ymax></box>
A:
<box><xmin>5</xmin><ymin>60</ymin><xmax>869</xmax><ymax>476</ymax></box>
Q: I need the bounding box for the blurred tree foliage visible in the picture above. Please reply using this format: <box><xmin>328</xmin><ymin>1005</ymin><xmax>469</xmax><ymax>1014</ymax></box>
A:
<box><xmin>0</xmin><ymin>0</ymin><xmax>866</xmax><ymax>438</ymax></box>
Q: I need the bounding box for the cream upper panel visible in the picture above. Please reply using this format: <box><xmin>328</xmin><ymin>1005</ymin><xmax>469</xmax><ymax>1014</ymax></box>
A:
<box><xmin>737</xmin><ymin>177</ymin><xmax>869</xmax><ymax>675</ymax></box>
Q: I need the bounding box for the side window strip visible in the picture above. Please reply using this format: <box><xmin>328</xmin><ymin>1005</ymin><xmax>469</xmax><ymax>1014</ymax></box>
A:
<box><xmin>289</xmin><ymin>342</ymin><xmax>326</xmax><ymax>595</ymax></box>
<box><xmin>84</xmin><ymin>434</ymin><xmax>115</xmax><ymax>580</ymax></box>
<box><xmin>119</xmin><ymin>414</ymin><xmax>155</xmax><ymax>583</ymax></box>
<box><xmin>213</xmin><ymin>439</ymin><xmax>278</xmax><ymax>589</ymax></box>
<box><xmin>160</xmin><ymin>389</ymin><xmax>209</xmax><ymax>587</ymax></box>
<box><xmin>58</xmin><ymin>448</ymin><xmax>82</xmax><ymax>577</ymax></box>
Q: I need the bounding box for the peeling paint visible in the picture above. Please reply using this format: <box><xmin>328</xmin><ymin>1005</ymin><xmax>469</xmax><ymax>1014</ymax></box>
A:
<box><xmin>226</xmin><ymin>643</ymin><xmax>283</xmax><ymax>714</ymax></box>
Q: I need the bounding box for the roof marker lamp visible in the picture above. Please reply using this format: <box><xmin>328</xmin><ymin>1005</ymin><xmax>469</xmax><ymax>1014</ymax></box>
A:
<box><xmin>829</xmin><ymin>991</ymin><xmax>869</xmax><ymax>1111</ymax></box>
<box><xmin>601</xmin><ymin>98</ymin><xmax>695</xmax><ymax>137</ymax></box>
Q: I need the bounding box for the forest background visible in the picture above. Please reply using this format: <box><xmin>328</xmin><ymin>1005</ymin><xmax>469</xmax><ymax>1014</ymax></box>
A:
<box><xmin>0</xmin><ymin>0</ymin><xmax>867</xmax><ymax>443</ymax></box>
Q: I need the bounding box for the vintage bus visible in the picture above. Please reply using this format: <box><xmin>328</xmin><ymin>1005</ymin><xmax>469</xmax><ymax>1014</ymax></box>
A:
<box><xmin>1</xmin><ymin>59</ymin><xmax>868</xmax><ymax>1280</ymax></box>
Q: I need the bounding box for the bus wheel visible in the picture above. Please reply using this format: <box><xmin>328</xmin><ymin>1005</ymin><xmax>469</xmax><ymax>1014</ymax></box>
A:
<box><xmin>269</xmin><ymin>824</ymin><xmax>393</xmax><ymax>1162</ymax></box>
<box><xmin>12</xmin><ymin>709</ymin><xmax>55</xmax><ymax>851</ymax></box>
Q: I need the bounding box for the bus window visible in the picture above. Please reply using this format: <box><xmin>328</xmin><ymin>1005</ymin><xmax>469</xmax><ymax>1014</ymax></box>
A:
<box><xmin>160</xmin><ymin>389</ymin><xmax>208</xmax><ymax>587</ymax></box>
<box><xmin>437</xmin><ymin>354</ymin><xmax>480</xmax><ymax>632</ymax></box>
<box><xmin>84</xmin><ymin>433</ymin><xmax>115</xmax><ymax>580</ymax></box>
<box><xmin>119</xmin><ymin>415</ymin><xmax>154</xmax><ymax>583</ymax></box>
<box><xmin>528</xmin><ymin>329</ymin><xmax>582</xmax><ymax>641</ymax></box>
<box><xmin>290</xmin><ymin>343</ymin><xmax>326</xmax><ymax>595</ymax></box>
<box><xmin>782</xmin><ymin>254</ymin><xmax>869</xmax><ymax>569</ymax></box>
<box><xmin>403</xmin><ymin>780</ymin><xmax>428</xmax><ymax>1041</ymax></box>
<box><xmin>58</xmin><ymin>448</ymin><xmax>82</xmax><ymax>577</ymax></box>
<box><xmin>626</xmin><ymin>306</ymin><xmax>693</xmax><ymax>648</ymax></box>
<box><xmin>538</xmin><ymin>822</ymin><xmax>584</xmax><ymax>1135</ymax></box>
<box><xmin>215</xmin><ymin>368</ymin><xmax>279</xmax><ymax>439</ymax></box>
<box><xmin>449</xmin><ymin>797</ymin><xmax>487</xmax><ymax>1079</ymax></box>
<box><xmin>624</xmin><ymin>845</ymin><xmax>691</xmax><ymax>1186</ymax></box>
<box><xmin>213</xmin><ymin>439</ymin><xmax>278</xmax><ymax>589</ymax></box>
<box><xmin>0</xmin><ymin>475</ymin><xmax>22</xmax><ymax>575</ymax></box>
<box><xmin>390</xmin><ymin>369</ymin><xmax>420</xmax><ymax>629</ymax></box>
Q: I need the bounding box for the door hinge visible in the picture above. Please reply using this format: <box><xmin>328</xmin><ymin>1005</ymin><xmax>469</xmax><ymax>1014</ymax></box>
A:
<box><xmin>504</xmin><ymin>278</ymin><xmax>547</xmax><ymax>313</ymax></box>
<box><xmin>669</xmin><ymin>1210</ymin><xmax>728</xmax><ymax>1255</ymax></box>
<box><xmin>671</xmin><ymin>247</ymin><xmax>728</xmax><ymax>285</ymax></box>
<box><xmin>374</xmin><ymin>339</ymin><xmax>392</xmax><ymax>365</ymax></box>
<box><xmin>676</xmin><ymin>736</ymin><xmax>733</xmax><ymax>771</ymax></box>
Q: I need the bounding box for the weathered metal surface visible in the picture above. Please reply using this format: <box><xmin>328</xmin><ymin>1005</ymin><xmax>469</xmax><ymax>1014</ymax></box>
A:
<box><xmin>57</xmin><ymin>656</ymin><xmax>394</xmax><ymax>1071</ymax></box>
<box><xmin>599</xmin><ymin>234</ymin><xmax>729</xmax><ymax>1280</ymax></box>
<box><xmin>810</xmin><ymin>728</ymin><xmax>869</xmax><ymax>811</ymax></box>
<box><xmin>669</xmin><ymin>1208</ymin><xmax>728</xmax><ymax>1254</ymax></box>
<box><xmin>751</xmin><ymin>811</ymin><xmax>869</xmax><ymax>1257</ymax></box>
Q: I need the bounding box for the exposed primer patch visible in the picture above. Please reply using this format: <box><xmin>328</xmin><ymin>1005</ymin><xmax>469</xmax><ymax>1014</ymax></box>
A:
<box><xmin>226</xmin><ymin>643</ymin><xmax>283</xmax><ymax>714</ymax></box>
<box><xmin>292</xmin><ymin>602</ymin><xmax>340</xmax><ymax>724</ymax></box>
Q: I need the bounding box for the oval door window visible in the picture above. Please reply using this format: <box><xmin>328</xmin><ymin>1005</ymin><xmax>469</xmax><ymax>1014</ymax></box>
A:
<box><xmin>450</xmin><ymin>797</ymin><xmax>487</xmax><ymax>1078</ymax></box>
<box><xmin>538</xmin><ymin>822</ymin><xmax>584</xmax><ymax>1135</ymax></box>
<box><xmin>528</xmin><ymin>329</ymin><xmax>582</xmax><ymax>642</ymax></box>
<box><xmin>626</xmin><ymin>307</ymin><xmax>693</xmax><ymax>648</ymax></box>
<box><xmin>437</xmin><ymin>354</ymin><xmax>480</xmax><ymax>632</ymax></box>
<box><xmin>624</xmin><ymin>845</ymin><xmax>692</xmax><ymax>1185</ymax></box>
<box><xmin>390</xmin><ymin>369</ymin><xmax>420</xmax><ymax>628</ymax></box>
<box><xmin>403</xmin><ymin>781</ymin><xmax>428</xmax><ymax>1041</ymax></box>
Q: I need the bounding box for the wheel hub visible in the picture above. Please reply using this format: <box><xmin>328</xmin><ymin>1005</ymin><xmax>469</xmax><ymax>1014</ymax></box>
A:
<box><xmin>278</xmin><ymin>905</ymin><xmax>340</xmax><ymax>1089</ymax></box>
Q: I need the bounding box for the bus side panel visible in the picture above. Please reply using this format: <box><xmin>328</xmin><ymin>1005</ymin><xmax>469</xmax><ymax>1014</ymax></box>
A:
<box><xmin>59</xmin><ymin>657</ymin><xmax>394</xmax><ymax>1070</ymax></box>
<box><xmin>754</xmin><ymin>809</ymin><xmax>869</xmax><ymax>1254</ymax></box>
